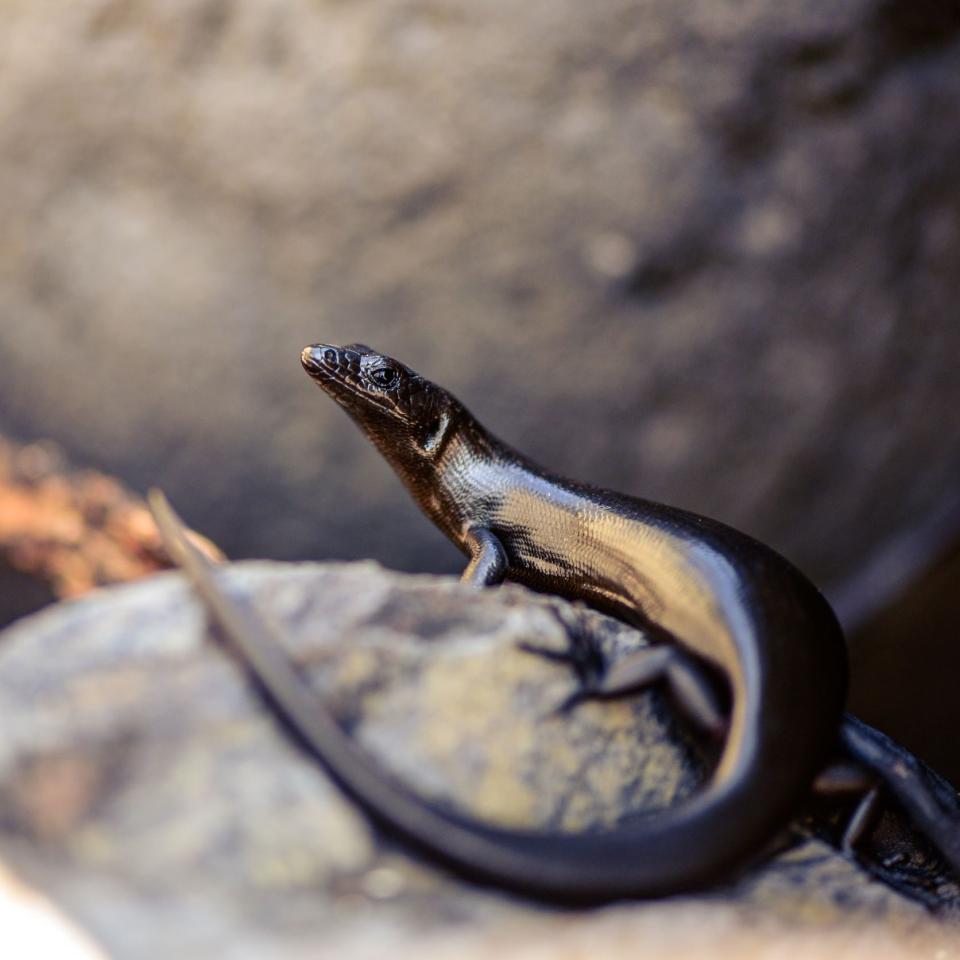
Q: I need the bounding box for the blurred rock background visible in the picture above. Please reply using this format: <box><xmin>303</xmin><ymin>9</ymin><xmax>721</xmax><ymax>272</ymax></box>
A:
<box><xmin>1</xmin><ymin>2</ymin><xmax>959</xmax><ymax>761</ymax></box>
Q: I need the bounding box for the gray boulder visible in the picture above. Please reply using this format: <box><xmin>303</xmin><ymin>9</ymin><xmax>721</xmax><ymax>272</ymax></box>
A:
<box><xmin>0</xmin><ymin>563</ymin><xmax>956</xmax><ymax>958</ymax></box>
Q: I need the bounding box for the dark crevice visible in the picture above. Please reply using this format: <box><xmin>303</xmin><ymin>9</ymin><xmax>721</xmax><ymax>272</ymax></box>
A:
<box><xmin>0</xmin><ymin>562</ymin><xmax>56</xmax><ymax>631</ymax></box>
<box><xmin>619</xmin><ymin>244</ymin><xmax>706</xmax><ymax>300</ymax></box>
<box><xmin>386</xmin><ymin>178</ymin><xmax>458</xmax><ymax>229</ymax></box>
<box><xmin>717</xmin><ymin>2</ymin><xmax>960</xmax><ymax>166</ymax></box>
<box><xmin>784</xmin><ymin>35</ymin><xmax>848</xmax><ymax>68</ymax></box>
<box><xmin>714</xmin><ymin>94</ymin><xmax>777</xmax><ymax>164</ymax></box>
<box><xmin>873</xmin><ymin>0</ymin><xmax>960</xmax><ymax>59</ymax></box>
<box><xmin>179</xmin><ymin>0</ymin><xmax>234</xmax><ymax>67</ymax></box>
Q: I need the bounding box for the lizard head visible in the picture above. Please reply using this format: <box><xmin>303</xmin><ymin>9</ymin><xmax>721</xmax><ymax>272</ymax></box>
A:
<box><xmin>301</xmin><ymin>343</ymin><xmax>465</xmax><ymax>468</ymax></box>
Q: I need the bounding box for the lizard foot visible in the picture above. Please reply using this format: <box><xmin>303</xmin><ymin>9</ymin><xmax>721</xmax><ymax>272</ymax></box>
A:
<box><xmin>591</xmin><ymin>644</ymin><xmax>728</xmax><ymax>738</ymax></box>
<box><xmin>516</xmin><ymin>606</ymin><xmax>606</xmax><ymax>711</ymax></box>
<box><xmin>519</xmin><ymin>607</ymin><xmax>727</xmax><ymax>737</ymax></box>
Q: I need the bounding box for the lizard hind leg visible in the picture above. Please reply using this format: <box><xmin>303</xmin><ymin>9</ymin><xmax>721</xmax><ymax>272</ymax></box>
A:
<box><xmin>811</xmin><ymin>719</ymin><xmax>960</xmax><ymax>906</ymax></box>
<box><xmin>519</xmin><ymin>607</ymin><xmax>727</xmax><ymax>737</ymax></box>
<box><xmin>594</xmin><ymin>644</ymin><xmax>728</xmax><ymax>738</ymax></box>
<box><xmin>839</xmin><ymin>715</ymin><xmax>960</xmax><ymax>878</ymax></box>
<box><xmin>812</xmin><ymin>761</ymin><xmax>881</xmax><ymax>854</ymax></box>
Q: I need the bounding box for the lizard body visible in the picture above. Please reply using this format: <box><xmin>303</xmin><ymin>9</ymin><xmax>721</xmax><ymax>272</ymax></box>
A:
<box><xmin>286</xmin><ymin>342</ymin><xmax>848</xmax><ymax>898</ymax></box>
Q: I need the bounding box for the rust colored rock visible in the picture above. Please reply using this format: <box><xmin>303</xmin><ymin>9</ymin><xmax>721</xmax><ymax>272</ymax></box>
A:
<box><xmin>0</xmin><ymin>436</ymin><xmax>220</xmax><ymax>623</ymax></box>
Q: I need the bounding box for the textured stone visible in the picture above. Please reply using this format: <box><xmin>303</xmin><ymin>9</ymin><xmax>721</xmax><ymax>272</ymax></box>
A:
<box><xmin>0</xmin><ymin>0</ymin><xmax>959</xmax><ymax>605</ymax></box>
<box><xmin>0</xmin><ymin>562</ymin><xmax>957</xmax><ymax>958</ymax></box>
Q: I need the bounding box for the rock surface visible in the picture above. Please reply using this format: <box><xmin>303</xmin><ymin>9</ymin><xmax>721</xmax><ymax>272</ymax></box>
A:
<box><xmin>0</xmin><ymin>562</ymin><xmax>957</xmax><ymax>958</ymax></box>
<box><xmin>0</xmin><ymin>1</ymin><xmax>960</xmax><ymax>602</ymax></box>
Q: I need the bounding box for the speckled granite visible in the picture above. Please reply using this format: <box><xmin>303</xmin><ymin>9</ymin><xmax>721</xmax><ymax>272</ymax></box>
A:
<box><xmin>0</xmin><ymin>562</ymin><xmax>957</xmax><ymax>958</ymax></box>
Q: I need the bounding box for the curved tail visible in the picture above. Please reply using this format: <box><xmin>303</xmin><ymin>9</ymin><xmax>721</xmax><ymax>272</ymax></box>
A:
<box><xmin>149</xmin><ymin>490</ymin><xmax>841</xmax><ymax>902</ymax></box>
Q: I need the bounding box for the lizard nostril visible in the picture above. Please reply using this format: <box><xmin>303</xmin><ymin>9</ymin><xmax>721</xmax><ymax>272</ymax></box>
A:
<box><xmin>301</xmin><ymin>344</ymin><xmax>340</xmax><ymax>374</ymax></box>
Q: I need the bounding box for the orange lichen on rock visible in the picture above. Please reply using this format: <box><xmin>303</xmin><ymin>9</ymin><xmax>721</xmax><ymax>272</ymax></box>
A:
<box><xmin>0</xmin><ymin>437</ymin><xmax>220</xmax><ymax>600</ymax></box>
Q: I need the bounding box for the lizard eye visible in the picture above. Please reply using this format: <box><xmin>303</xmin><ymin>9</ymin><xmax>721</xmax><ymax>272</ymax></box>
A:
<box><xmin>369</xmin><ymin>367</ymin><xmax>399</xmax><ymax>389</ymax></box>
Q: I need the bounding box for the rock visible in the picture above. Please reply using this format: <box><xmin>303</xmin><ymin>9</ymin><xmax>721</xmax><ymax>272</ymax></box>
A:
<box><xmin>0</xmin><ymin>1</ymin><xmax>959</xmax><ymax>603</ymax></box>
<box><xmin>0</xmin><ymin>562</ymin><xmax>956</xmax><ymax>958</ymax></box>
<box><xmin>0</xmin><ymin>435</ymin><xmax>220</xmax><ymax>628</ymax></box>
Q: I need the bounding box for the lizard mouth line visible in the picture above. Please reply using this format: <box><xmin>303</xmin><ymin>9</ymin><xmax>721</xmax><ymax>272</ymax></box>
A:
<box><xmin>300</xmin><ymin>346</ymin><xmax>397</xmax><ymax>417</ymax></box>
<box><xmin>300</xmin><ymin>346</ymin><xmax>324</xmax><ymax>374</ymax></box>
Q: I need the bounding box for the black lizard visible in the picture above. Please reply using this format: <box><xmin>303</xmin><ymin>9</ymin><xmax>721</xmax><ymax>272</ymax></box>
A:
<box><xmin>148</xmin><ymin>343</ymin><xmax>960</xmax><ymax>902</ymax></box>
